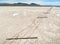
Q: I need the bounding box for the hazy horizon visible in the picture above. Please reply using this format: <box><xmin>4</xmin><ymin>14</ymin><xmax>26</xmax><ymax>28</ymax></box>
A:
<box><xmin>0</xmin><ymin>0</ymin><xmax>60</xmax><ymax>5</ymax></box>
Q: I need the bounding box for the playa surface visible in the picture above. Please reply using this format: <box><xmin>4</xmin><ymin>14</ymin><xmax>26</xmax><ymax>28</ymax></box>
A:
<box><xmin>0</xmin><ymin>6</ymin><xmax>60</xmax><ymax>44</ymax></box>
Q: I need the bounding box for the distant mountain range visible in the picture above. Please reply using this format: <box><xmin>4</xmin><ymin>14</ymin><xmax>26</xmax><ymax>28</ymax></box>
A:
<box><xmin>0</xmin><ymin>3</ymin><xmax>40</xmax><ymax>6</ymax></box>
<box><xmin>0</xmin><ymin>3</ymin><xmax>60</xmax><ymax>7</ymax></box>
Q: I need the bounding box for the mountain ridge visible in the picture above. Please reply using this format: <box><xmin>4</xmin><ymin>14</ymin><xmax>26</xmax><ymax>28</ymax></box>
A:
<box><xmin>0</xmin><ymin>3</ymin><xmax>40</xmax><ymax>6</ymax></box>
<box><xmin>0</xmin><ymin>2</ymin><xmax>60</xmax><ymax>7</ymax></box>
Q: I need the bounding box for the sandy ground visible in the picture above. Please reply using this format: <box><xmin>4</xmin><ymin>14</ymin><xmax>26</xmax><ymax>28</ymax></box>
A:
<box><xmin>0</xmin><ymin>6</ymin><xmax>60</xmax><ymax>44</ymax></box>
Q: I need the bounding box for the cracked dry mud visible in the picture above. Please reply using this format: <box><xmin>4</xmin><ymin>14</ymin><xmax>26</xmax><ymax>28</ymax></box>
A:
<box><xmin>0</xmin><ymin>6</ymin><xmax>60</xmax><ymax>44</ymax></box>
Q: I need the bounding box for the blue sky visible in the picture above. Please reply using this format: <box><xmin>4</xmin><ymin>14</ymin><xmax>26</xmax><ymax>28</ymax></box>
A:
<box><xmin>0</xmin><ymin>0</ymin><xmax>60</xmax><ymax>5</ymax></box>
